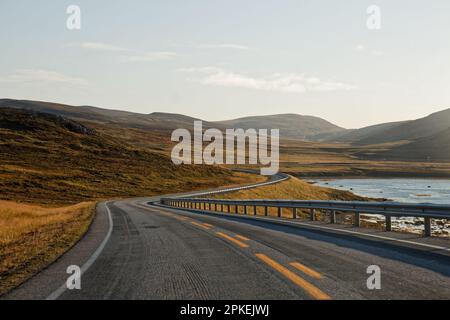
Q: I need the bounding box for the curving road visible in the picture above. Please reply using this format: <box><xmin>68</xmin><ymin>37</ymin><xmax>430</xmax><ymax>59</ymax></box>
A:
<box><xmin>4</xmin><ymin>175</ymin><xmax>450</xmax><ymax>300</ymax></box>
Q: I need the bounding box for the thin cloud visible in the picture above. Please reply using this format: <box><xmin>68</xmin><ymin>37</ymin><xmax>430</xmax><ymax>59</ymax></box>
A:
<box><xmin>179</xmin><ymin>67</ymin><xmax>356</xmax><ymax>93</ymax></box>
<box><xmin>355</xmin><ymin>44</ymin><xmax>383</xmax><ymax>56</ymax></box>
<box><xmin>355</xmin><ymin>44</ymin><xmax>365</xmax><ymax>52</ymax></box>
<box><xmin>0</xmin><ymin>69</ymin><xmax>88</xmax><ymax>85</ymax></box>
<box><xmin>119</xmin><ymin>52</ymin><xmax>177</xmax><ymax>62</ymax></box>
<box><xmin>196</xmin><ymin>43</ymin><xmax>251</xmax><ymax>50</ymax></box>
<box><xmin>66</xmin><ymin>42</ymin><xmax>177</xmax><ymax>62</ymax></box>
<box><xmin>66</xmin><ymin>42</ymin><xmax>130</xmax><ymax>52</ymax></box>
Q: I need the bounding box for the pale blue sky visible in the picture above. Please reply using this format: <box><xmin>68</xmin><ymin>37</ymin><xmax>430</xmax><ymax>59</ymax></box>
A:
<box><xmin>1</xmin><ymin>0</ymin><xmax>450</xmax><ymax>128</ymax></box>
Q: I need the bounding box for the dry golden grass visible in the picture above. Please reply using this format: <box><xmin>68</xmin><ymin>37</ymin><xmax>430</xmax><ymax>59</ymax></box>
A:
<box><xmin>0</xmin><ymin>200</ymin><xmax>95</xmax><ymax>296</ymax></box>
<box><xmin>212</xmin><ymin>176</ymin><xmax>366</xmax><ymax>218</ymax></box>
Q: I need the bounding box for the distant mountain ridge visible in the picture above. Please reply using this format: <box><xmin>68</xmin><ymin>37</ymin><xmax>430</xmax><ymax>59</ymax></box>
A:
<box><xmin>215</xmin><ymin>113</ymin><xmax>346</xmax><ymax>140</ymax></box>
<box><xmin>355</xmin><ymin>108</ymin><xmax>450</xmax><ymax>145</ymax></box>
<box><xmin>1</xmin><ymin>98</ymin><xmax>449</xmax><ymax>161</ymax></box>
<box><xmin>0</xmin><ymin>99</ymin><xmax>346</xmax><ymax>139</ymax></box>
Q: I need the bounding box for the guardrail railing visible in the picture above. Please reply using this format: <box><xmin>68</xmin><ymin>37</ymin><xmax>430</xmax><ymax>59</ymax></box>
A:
<box><xmin>160</xmin><ymin>198</ymin><xmax>450</xmax><ymax>237</ymax></box>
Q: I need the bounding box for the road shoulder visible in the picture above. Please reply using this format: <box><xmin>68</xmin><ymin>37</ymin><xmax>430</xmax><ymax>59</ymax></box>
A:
<box><xmin>2</xmin><ymin>202</ymin><xmax>111</xmax><ymax>300</ymax></box>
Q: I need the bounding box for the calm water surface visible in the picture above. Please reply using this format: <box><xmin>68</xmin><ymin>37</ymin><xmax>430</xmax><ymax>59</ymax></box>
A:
<box><xmin>313</xmin><ymin>179</ymin><xmax>450</xmax><ymax>204</ymax></box>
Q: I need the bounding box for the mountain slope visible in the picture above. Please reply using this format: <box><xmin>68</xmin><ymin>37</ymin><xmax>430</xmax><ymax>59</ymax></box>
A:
<box><xmin>355</xmin><ymin>108</ymin><xmax>450</xmax><ymax>145</ymax></box>
<box><xmin>0</xmin><ymin>99</ymin><xmax>219</xmax><ymax>132</ymax></box>
<box><xmin>215</xmin><ymin>113</ymin><xmax>346</xmax><ymax>140</ymax></box>
<box><xmin>310</xmin><ymin>121</ymin><xmax>409</xmax><ymax>143</ymax></box>
<box><xmin>377</xmin><ymin>127</ymin><xmax>450</xmax><ymax>161</ymax></box>
<box><xmin>0</xmin><ymin>107</ymin><xmax>252</xmax><ymax>204</ymax></box>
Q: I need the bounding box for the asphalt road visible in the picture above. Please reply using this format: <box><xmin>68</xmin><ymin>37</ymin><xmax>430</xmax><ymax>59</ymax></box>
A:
<box><xmin>4</xmin><ymin>182</ymin><xmax>450</xmax><ymax>300</ymax></box>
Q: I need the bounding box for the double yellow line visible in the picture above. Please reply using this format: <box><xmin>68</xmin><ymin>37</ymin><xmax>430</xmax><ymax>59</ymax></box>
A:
<box><xmin>216</xmin><ymin>232</ymin><xmax>249</xmax><ymax>248</ymax></box>
<box><xmin>169</xmin><ymin>212</ymin><xmax>330</xmax><ymax>300</ymax></box>
<box><xmin>256</xmin><ymin>254</ymin><xmax>331</xmax><ymax>300</ymax></box>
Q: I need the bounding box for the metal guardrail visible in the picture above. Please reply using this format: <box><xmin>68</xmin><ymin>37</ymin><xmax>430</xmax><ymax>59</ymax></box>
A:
<box><xmin>160</xmin><ymin>197</ymin><xmax>450</xmax><ymax>237</ymax></box>
<box><xmin>186</xmin><ymin>172</ymin><xmax>289</xmax><ymax>197</ymax></box>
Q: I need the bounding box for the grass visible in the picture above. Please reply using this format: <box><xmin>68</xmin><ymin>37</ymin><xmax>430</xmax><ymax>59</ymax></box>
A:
<box><xmin>0</xmin><ymin>200</ymin><xmax>96</xmax><ymax>296</ymax></box>
<box><xmin>0</xmin><ymin>107</ymin><xmax>263</xmax><ymax>205</ymax></box>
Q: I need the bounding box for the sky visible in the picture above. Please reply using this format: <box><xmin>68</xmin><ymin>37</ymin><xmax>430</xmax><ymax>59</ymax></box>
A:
<box><xmin>1</xmin><ymin>0</ymin><xmax>450</xmax><ymax>128</ymax></box>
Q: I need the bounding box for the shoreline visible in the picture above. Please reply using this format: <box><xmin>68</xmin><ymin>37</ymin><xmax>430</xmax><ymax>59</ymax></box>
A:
<box><xmin>300</xmin><ymin>176</ymin><xmax>450</xmax><ymax>181</ymax></box>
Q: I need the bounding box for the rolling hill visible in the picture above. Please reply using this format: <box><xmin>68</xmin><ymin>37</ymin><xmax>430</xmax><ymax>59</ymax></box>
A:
<box><xmin>215</xmin><ymin>113</ymin><xmax>346</xmax><ymax>140</ymax></box>
<box><xmin>0</xmin><ymin>107</ymin><xmax>255</xmax><ymax>204</ymax></box>
<box><xmin>0</xmin><ymin>99</ymin><xmax>219</xmax><ymax>132</ymax></box>
<box><xmin>309</xmin><ymin>121</ymin><xmax>409</xmax><ymax>143</ymax></box>
<box><xmin>376</xmin><ymin>127</ymin><xmax>450</xmax><ymax>161</ymax></box>
<box><xmin>2</xmin><ymin>98</ymin><xmax>450</xmax><ymax>162</ymax></box>
<box><xmin>353</xmin><ymin>108</ymin><xmax>450</xmax><ymax>145</ymax></box>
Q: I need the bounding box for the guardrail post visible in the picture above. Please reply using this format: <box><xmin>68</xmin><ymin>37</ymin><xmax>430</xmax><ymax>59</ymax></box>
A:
<box><xmin>227</xmin><ymin>204</ymin><xmax>231</xmax><ymax>213</ymax></box>
<box><xmin>385</xmin><ymin>215</ymin><xmax>392</xmax><ymax>232</ymax></box>
<box><xmin>424</xmin><ymin>217</ymin><xmax>432</xmax><ymax>237</ymax></box>
<box><xmin>292</xmin><ymin>207</ymin><xmax>297</xmax><ymax>219</ymax></box>
<box><xmin>277</xmin><ymin>207</ymin><xmax>282</xmax><ymax>218</ymax></box>
<box><xmin>254</xmin><ymin>205</ymin><xmax>257</xmax><ymax>215</ymax></box>
<box><xmin>244</xmin><ymin>205</ymin><xmax>247</xmax><ymax>215</ymax></box>
<box><xmin>221</xmin><ymin>204</ymin><xmax>224</xmax><ymax>212</ymax></box>
<box><xmin>264</xmin><ymin>206</ymin><xmax>268</xmax><ymax>216</ymax></box>
<box><xmin>235</xmin><ymin>205</ymin><xmax>239</xmax><ymax>214</ymax></box>
<box><xmin>354</xmin><ymin>212</ymin><xmax>360</xmax><ymax>227</ymax></box>
<box><xmin>330</xmin><ymin>210</ymin><xmax>336</xmax><ymax>224</ymax></box>
<box><xmin>310</xmin><ymin>209</ymin><xmax>315</xmax><ymax>221</ymax></box>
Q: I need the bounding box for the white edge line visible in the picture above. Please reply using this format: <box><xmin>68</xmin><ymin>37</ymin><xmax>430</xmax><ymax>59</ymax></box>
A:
<box><xmin>46</xmin><ymin>201</ymin><xmax>114</xmax><ymax>300</ymax></box>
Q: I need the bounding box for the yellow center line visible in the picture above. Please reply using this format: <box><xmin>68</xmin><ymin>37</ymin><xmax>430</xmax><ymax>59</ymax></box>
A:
<box><xmin>289</xmin><ymin>262</ymin><xmax>323</xmax><ymax>280</ymax></box>
<box><xmin>255</xmin><ymin>253</ymin><xmax>331</xmax><ymax>300</ymax></box>
<box><xmin>202</xmin><ymin>223</ymin><xmax>214</xmax><ymax>228</ymax></box>
<box><xmin>216</xmin><ymin>232</ymin><xmax>249</xmax><ymax>248</ymax></box>
<box><xmin>172</xmin><ymin>215</ymin><xmax>188</xmax><ymax>221</ymax></box>
<box><xmin>235</xmin><ymin>234</ymin><xmax>250</xmax><ymax>241</ymax></box>
<box><xmin>191</xmin><ymin>221</ymin><xmax>212</xmax><ymax>230</ymax></box>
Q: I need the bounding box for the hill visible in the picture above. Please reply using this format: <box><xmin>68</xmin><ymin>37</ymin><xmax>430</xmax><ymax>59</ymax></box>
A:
<box><xmin>310</xmin><ymin>121</ymin><xmax>409</xmax><ymax>143</ymax></box>
<box><xmin>215</xmin><ymin>113</ymin><xmax>346</xmax><ymax>140</ymax></box>
<box><xmin>0</xmin><ymin>99</ymin><xmax>219</xmax><ymax>132</ymax></box>
<box><xmin>354</xmin><ymin>108</ymin><xmax>450</xmax><ymax>145</ymax></box>
<box><xmin>0</xmin><ymin>107</ymin><xmax>256</xmax><ymax>204</ymax></box>
<box><xmin>375</xmin><ymin>127</ymin><xmax>450</xmax><ymax>161</ymax></box>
